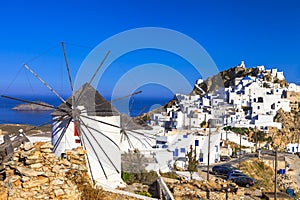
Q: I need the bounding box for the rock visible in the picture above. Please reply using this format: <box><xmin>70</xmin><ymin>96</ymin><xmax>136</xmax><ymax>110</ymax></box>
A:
<box><xmin>71</xmin><ymin>163</ymin><xmax>86</xmax><ymax>171</ymax></box>
<box><xmin>22</xmin><ymin>142</ymin><xmax>34</xmax><ymax>151</ymax></box>
<box><xmin>25</xmin><ymin>158</ymin><xmax>42</xmax><ymax>165</ymax></box>
<box><xmin>20</xmin><ymin>191</ymin><xmax>35</xmax><ymax>198</ymax></box>
<box><xmin>52</xmin><ymin>165</ymin><xmax>61</xmax><ymax>173</ymax></box>
<box><xmin>41</xmin><ymin>148</ymin><xmax>52</xmax><ymax>153</ymax></box>
<box><xmin>69</xmin><ymin>159</ymin><xmax>83</xmax><ymax>165</ymax></box>
<box><xmin>29</xmin><ymin>163</ymin><xmax>43</xmax><ymax>169</ymax></box>
<box><xmin>54</xmin><ymin>188</ymin><xmax>65</xmax><ymax>197</ymax></box>
<box><xmin>26</xmin><ymin>151</ymin><xmax>41</xmax><ymax>160</ymax></box>
<box><xmin>22</xmin><ymin>176</ymin><xmax>49</xmax><ymax>188</ymax></box>
<box><xmin>21</xmin><ymin>176</ymin><xmax>30</xmax><ymax>182</ymax></box>
<box><xmin>8</xmin><ymin>175</ymin><xmax>20</xmax><ymax>183</ymax></box>
<box><xmin>51</xmin><ymin>179</ymin><xmax>64</xmax><ymax>186</ymax></box>
<box><xmin>43</xmin><ymin>172</ymin><xmax>55</xmax><ymax>177</ymax></box>
<box><xmin>67</xmin><ymin>153</ymin><xmax>84</xmax><ymax>161</ymax></box>
<box><xmin>74</xmin><ymin>147</ymin><xmax>86</xmax><ymax>155</ymax></box>
<box><xmin>0</xmin><ymin>188</ymin><xmax>7</xmax><ymax>200</ymax></box>
<box><xmin>58</xmin><ymin>159</ymin><xmax>71</xmax><ymax>167</ymax></box>
<box><xmin>40</xmin><ymin>142</ymin><xmax>53</xmax><ymax>149</ymax></box>
<box><xmin>16</xmin><ymin>166</ymin><xmax>44</xmax><ymax>177</ymax></box>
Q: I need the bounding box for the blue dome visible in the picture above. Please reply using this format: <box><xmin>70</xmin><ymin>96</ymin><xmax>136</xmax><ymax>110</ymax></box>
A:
<box><xmin>242</xmin><ymin>76</ymin><xmax>251</xmax><ymax>81</ymax></box>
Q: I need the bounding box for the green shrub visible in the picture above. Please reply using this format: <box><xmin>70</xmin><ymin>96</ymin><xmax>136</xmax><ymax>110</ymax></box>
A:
<box><xmin>160</xmin><ymin>171</ymin><xmax>179</xmax><ymax>180</ymax></box>
<box><xmin>136</xmin><ymin>191</ymin><xmax>152</xmax><ymax>197</ymax></box>
<box><xmin>121</xmin><ymin>171</ymin><xmax>132</xmax><ymax>183</ymax></box>
<box><xmin>121</xmin><ymin>170</ymin><xmax>158</xmax><ymax>185</ymax></box>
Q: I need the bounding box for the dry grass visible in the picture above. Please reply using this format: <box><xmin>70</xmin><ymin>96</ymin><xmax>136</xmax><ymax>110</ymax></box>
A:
<box><xmin>239</xmin><ymin>158</ymin><xmax>274</xmax><ymax>191</ymax></box>
<box><xmin>67</xmin><ymin>169</ymin><xmax>141</xmax><ymax>200</ymax></box>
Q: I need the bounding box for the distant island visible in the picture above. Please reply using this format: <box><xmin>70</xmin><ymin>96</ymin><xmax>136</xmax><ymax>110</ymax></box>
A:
<box><xmin>13</xmin><ymin>101</ymin><xmax>54</xmax><ymax>111</ymax></box>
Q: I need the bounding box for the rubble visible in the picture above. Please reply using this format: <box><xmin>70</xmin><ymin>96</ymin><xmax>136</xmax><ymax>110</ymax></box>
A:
<box><xmin>277</xmin><ymin>174</ymin><xmax>300</xmax><ymax>193</ymax></box>
<box><xmin>164</xmin><ymin>177</ymin><xmax>246</xmax><ymax>200</ymax></box>
<box><xmin>0</xmin><ymin>141</ymin><xmax>90</xmax><ymax>200</ymax></box>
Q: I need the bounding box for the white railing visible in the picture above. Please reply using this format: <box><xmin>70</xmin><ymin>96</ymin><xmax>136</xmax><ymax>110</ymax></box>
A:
<box><xmin>157</xmin><ymin>172</ymin><xmax>175</xmax><ymax>200</ymax></box>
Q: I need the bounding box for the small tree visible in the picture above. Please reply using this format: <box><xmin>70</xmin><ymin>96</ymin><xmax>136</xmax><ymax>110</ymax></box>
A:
<box><xmin>200</xmin><ymin>121</ymin><xmax>207</xmax><ymax>128</ymax></box>
<box><xmin>186</xmin><ymin>145</ymin><xmax>199</xmax><ymax>180</ymax></box>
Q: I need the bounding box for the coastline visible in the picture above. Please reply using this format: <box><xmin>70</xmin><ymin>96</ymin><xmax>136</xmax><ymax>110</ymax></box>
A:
<box><xmin>0</xmin><ymin>123</ymin><xmax>51</xmax><ymax>136</ymax></box>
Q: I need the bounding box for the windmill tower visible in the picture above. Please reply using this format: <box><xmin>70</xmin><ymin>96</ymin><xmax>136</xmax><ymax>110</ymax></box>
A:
<box><xmin>51</xmin><ymin>83</ymin><xmax>124</xmax><ymax>188</ymax></box>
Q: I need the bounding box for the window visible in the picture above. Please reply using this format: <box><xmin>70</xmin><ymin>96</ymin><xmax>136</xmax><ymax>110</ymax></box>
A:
<box><xmin>75</xmin><ymin>139</ymin><xmax>81</xmax><ymax>144</ymax></box>
<box><xmin>257</xmin><ymin>106</ymin><xmax>260</xmax><ymax>110</ymax></box>
<box><xmin>74</xmin><ymin>122</ymin><xmax>80</xmax><ymax>136</ymax></box>
<box><xmin>180</xmin><ymin>148</ymin><xmax>185</xmax><ymax>153</ymax></box>
<box><xmin>271</xmin><ymin>104</ymin><xmax>275</xmax><ymax>110</ymax></box>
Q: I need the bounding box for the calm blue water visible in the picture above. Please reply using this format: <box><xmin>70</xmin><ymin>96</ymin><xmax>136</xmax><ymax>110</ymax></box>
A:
<box><xmin>0</xmin><ymin>95</ymin><xmax>171</xmax><ymax>125</ymax></box>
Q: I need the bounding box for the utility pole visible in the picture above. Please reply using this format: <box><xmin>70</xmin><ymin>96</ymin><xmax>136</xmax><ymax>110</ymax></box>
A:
<box><xmin>274</xmin><ymin>147</ymin><xmax>278</xmax><ymax>200</ymax></box>
<box><xmin>226</xmin><ymin>124</ymin><xmax>228</xmax><ymax>141</ymax></box>
<box><xmin>207</xmin><ymin>118</ymin><xmax>212</xmax><ymax>181</ymax></box>
<box><xmin>206</xmin><ymin>118</ymin><xmax>214</xmax><ymax>200</ymax></box>
<box><xmin>256</xmin><ymin>129</ymin><xmax>258</xmax><ymax>151</ymax></box>
<box><xmin>239</xmin><ymin>130</ymin><xmax>242</xmax><ymax>169</ymax></box>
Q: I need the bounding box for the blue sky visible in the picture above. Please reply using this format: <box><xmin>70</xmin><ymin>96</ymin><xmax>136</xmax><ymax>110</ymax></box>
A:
<box><xmin>0</xmin><ymin>0</ymin><xmax>299</xmax><ymax>99</ymax></box>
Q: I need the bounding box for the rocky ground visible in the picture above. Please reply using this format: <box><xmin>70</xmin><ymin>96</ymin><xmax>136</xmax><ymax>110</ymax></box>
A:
<box><xmin>163</xmin><ymin>176</ymin><xmax>262</xmax><ymax>200</ymax></box>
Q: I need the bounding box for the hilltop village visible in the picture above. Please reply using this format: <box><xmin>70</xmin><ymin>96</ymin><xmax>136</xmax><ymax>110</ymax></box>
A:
<box><xmin>148</xmin><ymin>62</ymin><xmax>300</xmax><ymax>159</ymax></box>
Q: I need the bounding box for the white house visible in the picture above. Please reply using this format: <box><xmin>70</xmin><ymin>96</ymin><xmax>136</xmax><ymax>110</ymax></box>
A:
<box><xmin>286</xmin><ymin>143</ymin><xmax>300</xmax><ymax>153</ymax></box>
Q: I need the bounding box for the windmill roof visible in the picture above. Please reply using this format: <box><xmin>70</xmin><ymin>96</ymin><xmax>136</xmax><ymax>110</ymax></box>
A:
<box><xmin>52</xmin><ymin>83</ymin><xmax>119</xmax><ymax>117</ymax></box>
<box><xmin>51</xmin><ymin>83</ymin><xmax>152</xmax><ymax>130</ymax></box>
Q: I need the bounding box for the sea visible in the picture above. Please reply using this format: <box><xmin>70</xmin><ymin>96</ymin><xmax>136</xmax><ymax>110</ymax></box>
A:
<box><xmin>0</xmin><ymin>95</ymin><xmax>171</xmax><ymax>126</ymax></box>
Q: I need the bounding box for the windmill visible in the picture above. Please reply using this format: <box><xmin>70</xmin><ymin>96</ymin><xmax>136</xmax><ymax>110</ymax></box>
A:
<box><xmin>1</xmin><ymin>42</ymin><xmax>156</xmax><ymax>188</ymax></box>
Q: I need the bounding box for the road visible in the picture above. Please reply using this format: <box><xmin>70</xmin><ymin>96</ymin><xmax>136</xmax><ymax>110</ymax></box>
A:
<box><xmin>198</xmin><ymin>151</ymin><xmax>300</xmax><ymax>186</ymax></box>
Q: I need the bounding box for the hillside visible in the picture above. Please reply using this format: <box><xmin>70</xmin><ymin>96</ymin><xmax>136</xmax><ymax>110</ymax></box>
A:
<box><xmin>270</xmin><ymin>109</ymin><xmax>300</xmax><ymax>148</ymax></box>
<box><xmin>192</xmin><ymin>65</ymin><xmax>288</xmax><ymax>95</ymax></box>
<box><xmin>138</xmin><ymin>64</ymin><xmax>290</xmax><ymax>119</ymax></box>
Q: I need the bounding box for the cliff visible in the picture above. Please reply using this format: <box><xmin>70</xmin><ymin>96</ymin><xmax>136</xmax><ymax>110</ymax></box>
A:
<box><xmin>270</xmin><ymin>108</ymin><xmax>300</xmax><ymax>148</ymax></box>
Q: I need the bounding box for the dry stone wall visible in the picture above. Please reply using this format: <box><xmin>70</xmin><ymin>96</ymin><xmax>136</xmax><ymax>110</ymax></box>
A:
<box><xmin>0</xmin><ymin>141</ymin><xmax>90</xmax><ymax>200</ymax></box>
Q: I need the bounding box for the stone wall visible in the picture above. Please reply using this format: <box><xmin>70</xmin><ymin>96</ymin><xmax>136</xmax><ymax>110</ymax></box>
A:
<box><xmin>0</xmin><ymin>142</ymin><xmax>89</xmax><ymax>200</ymax></box>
